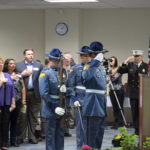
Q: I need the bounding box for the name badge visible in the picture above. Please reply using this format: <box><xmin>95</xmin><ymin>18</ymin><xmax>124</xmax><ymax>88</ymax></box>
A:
<box><xmin>33</xmin><ymin>67</ymin><xmax>39</xmax><ymax>71</ymax></box>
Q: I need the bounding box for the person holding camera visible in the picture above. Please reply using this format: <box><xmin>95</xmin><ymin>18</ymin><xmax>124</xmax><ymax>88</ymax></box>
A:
<box><xmin>117</xmin><ymin>50</ymin><xmax>148</xmax><ymax>134</ymax></box>
<box><xmin>108</xmin><ymin>56</ymin><xmax>124</xmax><ymax>129</ymax></box>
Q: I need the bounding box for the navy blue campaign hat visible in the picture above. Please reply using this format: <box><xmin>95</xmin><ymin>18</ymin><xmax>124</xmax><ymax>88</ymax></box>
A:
<box><xmin>88</xmin><ymin>41</ymin><xmax>109</xmax><ymax>54</ymax></box>
<box><xmin>45</xmin><ymin>48</ymin><xmax>62</xmax><ymax>60</ymax></box>
<box><xmin>76</xmin><ymin>46</ymin><xmax>89</xmax><ymax>54</ymax></box>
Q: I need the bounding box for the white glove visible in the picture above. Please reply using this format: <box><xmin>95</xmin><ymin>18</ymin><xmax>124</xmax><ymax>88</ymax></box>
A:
<box><xmin>55</xmin><ymin>107</ymin><xmax>65</xmax><ymax>116</ymax></box>
<box><xmin>94</xmin><ymin>53</ymin><xmax>104</xmax><ymax>62</ymax></box>
<box><xmin>74</xmin><ymin>101</ymin><xmax>81</xmax><ymax>107</ymax></box>
<box><xmin>60</xmin><ymin>84</ymin><xmax>66</xmax><ymax>93</ymax></box>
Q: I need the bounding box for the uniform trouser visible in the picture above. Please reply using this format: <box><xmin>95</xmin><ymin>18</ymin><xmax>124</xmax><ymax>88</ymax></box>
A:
<box><xmin>85</xmin><ymin>117</ymin><xmax>105</xmax><ymax>150</ymax></box>
<box><xmin>0</xmin><ymin>105</ymin><xmax>10</xmax><ymax>148</ymax></box>
<box><xmin>109</xmin><ymin>89</ymin><xmax>124</xmax><ymax>125</ymax></box>
<box><xmin>10</xmin><ymin>100</ymin><xmax>22</xmax><ymax>143</ymax></box>
<box><xmin>130</xmin><ymin>98</ymin><xmax>139</xmax><ymax>132</ymax></box>
<box><xmin>17</xmin><ymin>91</ymin><xmax>41</xmax><ymax>141</ymax></box>
<box><xmin>41</xmin><ymin>117</ymin><xmax>46</xmax><ymax>137</ymax></box>
<box><xmin>46</xmin><ymin>117</ymin><xmax>64</xmax><ymax>150</ymax></box>
<box><xmin>74</xmin><ymin>108</ymin><xmax>85</xmax><ymax>150</ymax></box>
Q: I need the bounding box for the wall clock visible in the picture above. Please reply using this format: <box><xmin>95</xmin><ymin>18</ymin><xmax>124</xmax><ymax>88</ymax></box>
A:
<box><xmin>55</xmin><ymin>23</ymin><xmax>68</xmax><ymax>36</ymax></box>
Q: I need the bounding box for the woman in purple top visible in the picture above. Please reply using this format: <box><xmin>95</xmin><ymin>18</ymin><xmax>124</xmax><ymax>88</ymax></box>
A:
<box><xmin>0</xmin><ymin>57</ymin><xmax>16</xmax><ymax>150</ymax></box>
<box><xmin>3</xmin><ymin>58</ymin><xmax>26</xmax><ymax>147</ymax></box>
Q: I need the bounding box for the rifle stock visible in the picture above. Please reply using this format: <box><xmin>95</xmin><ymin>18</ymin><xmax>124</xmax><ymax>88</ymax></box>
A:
<box><xmin>59</xmin><ymin>59</ymin><xmax>67</xmax><ymax>128</ymax></box>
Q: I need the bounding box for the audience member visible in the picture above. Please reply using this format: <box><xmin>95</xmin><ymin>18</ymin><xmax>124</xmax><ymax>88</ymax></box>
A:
<box><xmin>0</xmin><ymin>57</ymin><xmax>16</xmax><ymax>150</ymax></box>
<box><xmin>117</xmin><ymin>50</ymin><xmax>148</xmax><ymax>134</ymax></box>
<box><xmin>63</xmin><ymin>52</ymin><xmax>74</xmax><ymax>137</ymax></box>
<box><xmin>3</xmin><ymin>58</ymin><xmax>26</xmax><ymax>147</ymax></box>
<box><xmin>63</xmin><ymin>52</ymin><xmax>76</xmax><ymax>67</ymax></box>
<box><xmin>16</xmin><ymin>49</ymin><xmax>43</xmax><ymax>144</ymax></box>
<box><xmin>108</xmin><ymin>56</ymin><xmax>124</xmax><ymax>129</ymax></box>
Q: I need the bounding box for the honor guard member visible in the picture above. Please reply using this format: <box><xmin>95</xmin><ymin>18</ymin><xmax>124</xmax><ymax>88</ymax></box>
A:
<box><xmin>69</xmin><ymin>46</ymin><xmax>90</xmax><ymax>150</ymax></box>
<box><xmin>39</xmin><ymin>48</ymin><xmax>67</xmax><ymax>150</ymax></box>
<box><xmin>117</xmin><ymin>50</ymin><xmax>148</xmax><ymax>134</ymax></box>
<box><xmin>82</xmin><ymin>41</ymin><xmax>108</xmax><ymax>150</ymax></box>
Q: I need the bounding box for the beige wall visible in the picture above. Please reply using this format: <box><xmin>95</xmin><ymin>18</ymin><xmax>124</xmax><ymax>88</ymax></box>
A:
<box><xmin>0</xmin><ymin>8</ymin><xmax>150</xmax><ymax>65</ymax></box>
<box><xmin>81</xmin><ymin>8</ymin><xmax>150</xmax><ymax>63</ymax></box>
<box><xmin>45</xmin><ymin>8</ymin><xmax>81</xmax><ymax>63</ymax></box>
<box><xmin>45</xmin><ymin>8</ymin><xmax>150</xmax><ymax>64</ymax></box>
<box><xmin>0</xmin><ymin>10</ymin><xmax>45</xmax><ymax>62</ymax></box>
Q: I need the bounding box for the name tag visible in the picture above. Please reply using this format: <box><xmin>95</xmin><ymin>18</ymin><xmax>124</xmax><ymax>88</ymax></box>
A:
<box><xmin>33</xmin><ymin>67</ymin><xmax>39</xmax><ymax>71</ymax></box>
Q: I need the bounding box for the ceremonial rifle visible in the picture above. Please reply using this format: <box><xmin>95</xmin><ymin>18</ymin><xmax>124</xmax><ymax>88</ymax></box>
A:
<box><xmin>59</xmin><ymin>57</ymin><xmax>67</xmax><ymax>128</ymax></box>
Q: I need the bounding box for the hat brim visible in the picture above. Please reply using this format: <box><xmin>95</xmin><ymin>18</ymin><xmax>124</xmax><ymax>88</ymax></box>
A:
<box><xmin>45</xmin><ymin>54</ymin><xmax>61</xmax><ymax>60</ymax></box>
<box><xmin>88</xmin><ymin>49</ymin><xmax>109</xmax><ymax>54</ymax></box>
<box><xmin>76</xmin><ymin>52</ymin><xmax>89</xmax><ymax>55</ymax></box>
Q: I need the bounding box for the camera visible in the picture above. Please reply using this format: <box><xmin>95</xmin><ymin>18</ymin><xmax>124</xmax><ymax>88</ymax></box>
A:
<box><xmin>103</xmin><ymin>58</ymin><xmax>113</xmax><ymax>67</ymax></box>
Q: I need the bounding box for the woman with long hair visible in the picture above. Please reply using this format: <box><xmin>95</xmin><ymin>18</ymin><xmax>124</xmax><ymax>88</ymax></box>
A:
<box><xmin>109</xmin><ymin>56</ymin><xmax>124</xmax><ymax>129</ymax></box>
<box><xmin>0</xmin><ymin>57</ymin><xmax>16</xmax><ymax>150</ymax></box>
<box><xmin>3</xmin><ymin>58</ymin><xmax>26</xmax><ymax>147</ymax></box>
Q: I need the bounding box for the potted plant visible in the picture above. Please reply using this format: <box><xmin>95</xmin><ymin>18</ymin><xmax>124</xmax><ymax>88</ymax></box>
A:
<box><xmin>143</xmin><ymin>137</ymin><xmax>150</xmax><ymax>150</ymax></box>
<box><xmin>111</xmin><ymin>127</ymin><xmax>138</xmax><ymax>150</ymax></box>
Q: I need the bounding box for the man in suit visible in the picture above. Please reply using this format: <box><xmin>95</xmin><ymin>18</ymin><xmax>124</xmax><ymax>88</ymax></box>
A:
<box><xmin>16</xmin><ymin>49</ymin><xmax>43</xmax><ymax>144</ymax></box>
<box><xmin>118</xmin><ymin>50</ymin><xmax>148</xmax><ymax>134</ymax></box>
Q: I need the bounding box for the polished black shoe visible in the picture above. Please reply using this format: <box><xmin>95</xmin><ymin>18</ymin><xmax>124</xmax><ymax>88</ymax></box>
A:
<box><xmin>64</xmin><ymin>133</ymin><xmax>72</xmax><ymax>137</ymax></box>
<box><xmin>10</xmin><ymin>142</ymin><xmax>19</xmax><ymax>147</ymax></box>
<box><xmin>28</xmin><ymin>139</ymin><xmax>38</xmax><ymax>144</ymax></box>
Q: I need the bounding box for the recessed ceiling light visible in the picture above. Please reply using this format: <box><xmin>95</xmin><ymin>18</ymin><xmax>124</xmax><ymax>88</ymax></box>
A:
<box><xmin>44</xmin><ymin>0</ymin><xmax>98</xmax><ymax>3</ymax></box>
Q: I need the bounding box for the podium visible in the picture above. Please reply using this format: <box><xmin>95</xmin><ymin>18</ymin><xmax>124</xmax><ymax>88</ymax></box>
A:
<box><xmin>139</xmin><ymin>74</ymin><xmax>150</xmax><ymax>147</ymax></box>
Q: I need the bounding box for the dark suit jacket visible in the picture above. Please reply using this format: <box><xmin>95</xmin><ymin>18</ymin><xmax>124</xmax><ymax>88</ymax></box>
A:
<box><xmin>16</xmin><ymin>60</ymin><xmax>43</xmax><ymax>100</ymax></box>
<box><xmin>118</xmin><ymin>61</ymin><xmax>148</xmax><ymax>99</ymax></box>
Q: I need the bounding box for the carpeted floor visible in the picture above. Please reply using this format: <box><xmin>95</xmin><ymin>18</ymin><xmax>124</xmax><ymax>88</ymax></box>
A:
<box><xmin>8</xmin><ymin>126</ymin><xmax>135</xmax><ymax>150</ymax></box>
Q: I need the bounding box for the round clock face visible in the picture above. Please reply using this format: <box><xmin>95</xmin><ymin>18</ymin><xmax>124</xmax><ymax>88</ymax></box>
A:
<box><xmin>55</xmin><ymin>23</ymin><xmax>68</xmax><ymax>36</ymax></box>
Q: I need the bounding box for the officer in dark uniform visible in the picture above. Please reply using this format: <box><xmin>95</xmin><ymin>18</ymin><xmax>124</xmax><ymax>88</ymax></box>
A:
<box><xmin>69</xmin><ymin>46</ymin><xmax>90</xmax><ymax>150</ymax></box>
<box><xmin>39</xmin><ymin>48</ymin><xmax>68</xmax><ymax>150</ymax></box>
<box><xmin>82</xmin><ymin>41</ymin><xmax>108</xmax><ymax>150</ymax></box>
<box><xmin>118</xmin><ymin>50</ymin><xmax>148</xmax><ymax>134</ymax></box>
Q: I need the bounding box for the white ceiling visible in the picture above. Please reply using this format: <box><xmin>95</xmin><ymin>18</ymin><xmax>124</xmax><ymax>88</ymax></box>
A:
<box><xmin>0</xmin><ymin>0</ymin><xmax>150</xmax><ymax>9</ymax></box>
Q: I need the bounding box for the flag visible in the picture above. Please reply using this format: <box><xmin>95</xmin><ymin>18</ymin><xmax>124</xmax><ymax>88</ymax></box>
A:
<box><xmin>148</xmin><ymin>38</ymin><xmax>150</xmax><ymax>76</ymax></box>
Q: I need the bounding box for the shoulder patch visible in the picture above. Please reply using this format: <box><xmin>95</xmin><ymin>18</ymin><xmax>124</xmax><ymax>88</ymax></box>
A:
<box><xmin>40</xmin><ymin>73</ymin><xmax>46</xmax><ymax>78</ymax></box>
<box><xmin>70</xmin><ymin>68</ymin><xmax>74</xmax><ymax>73</ymax></box>
<box><xmin>83</xmin><ymin>64</ymin><xmax>90</xmax><ymax>70</ymax></box>
<box><xmin>63</xmin><ymin>73</ymin><xmax>66</xmax><ymax>78</ymax></box>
